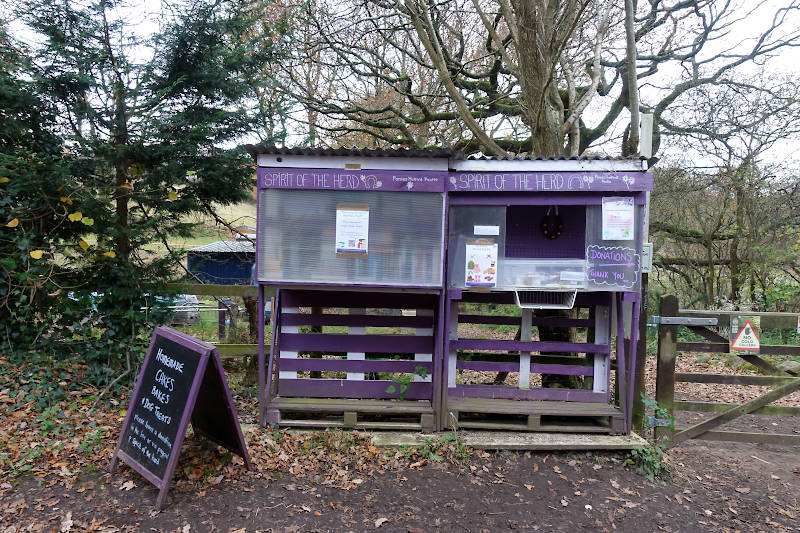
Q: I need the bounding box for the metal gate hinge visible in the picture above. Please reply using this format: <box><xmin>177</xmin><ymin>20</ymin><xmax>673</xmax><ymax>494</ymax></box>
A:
<box><xmin>650</xmin><ymin>316</ymin><xmax>718</xmax><ymax>326</ymax></box>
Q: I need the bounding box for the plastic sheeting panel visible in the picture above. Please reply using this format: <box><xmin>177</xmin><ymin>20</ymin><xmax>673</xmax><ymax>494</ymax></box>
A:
<box><xmin>257</xmin><ymin>189</ymin><xmax>444</xmax><ymax>286</ymax></box>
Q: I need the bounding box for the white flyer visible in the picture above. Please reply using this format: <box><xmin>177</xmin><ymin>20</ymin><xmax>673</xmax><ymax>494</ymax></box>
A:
<box><xmin>602</xmin><ymin>197</ymin><xmax>635</xmax><ymax>241</ymax></box>
<box><xmin>335</xmin><ymin>205</ymin><xmax>369</xmax><ymax>255</ymax></box>
<box><xmin>465</xmin><ymin>241</ymin><xmax>498</xmax><ymax>287</ymax></box>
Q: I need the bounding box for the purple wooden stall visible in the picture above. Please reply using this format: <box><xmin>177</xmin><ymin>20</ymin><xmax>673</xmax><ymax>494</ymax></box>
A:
<box><xmin>251</xmin><ymin>147</ymin><xmax>452</xmax><ymax>430</ymax></box>
<box><xmin>250</xmin><ymin>147</ymin><xmax>653</xmax><ymax>435</ymax></box>
<box><xmin>443</xmin><ymin>159</ymin><xmax>651</xmax><ymax>434</ymax></box>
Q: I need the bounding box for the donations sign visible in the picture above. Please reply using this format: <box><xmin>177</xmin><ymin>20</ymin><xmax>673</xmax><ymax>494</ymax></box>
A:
<box><xmin>586</xmin><ymin>245</ymin><xmax>640</xmax><ymax>290</ymax></box>
<box><xmin>111</xmin><ymin>327</ymin><xmax>250</xmax><ymax>509</ymax></box>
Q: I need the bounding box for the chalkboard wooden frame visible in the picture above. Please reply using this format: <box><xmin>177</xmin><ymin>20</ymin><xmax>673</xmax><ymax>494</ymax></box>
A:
<box><xmin>110</xmin><ymin>326</ymin><xmax>251</xmax><ymax>509</ymax></box>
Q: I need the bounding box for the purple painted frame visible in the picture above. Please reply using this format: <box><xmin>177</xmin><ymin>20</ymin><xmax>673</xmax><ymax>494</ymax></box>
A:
<box><xmin>448</xmin><ymin>171</ymin><xmax>653</xmax><ymax>192</ymax></box>
<box><xmin>257</xmin><ymin>167</ymin><xmax>448</xmax><ymax>192</ymax></box>
<box><xmin>110</xmin><ymin>326</ymin><xmax>250</xmax><ymax>510</ymax></box>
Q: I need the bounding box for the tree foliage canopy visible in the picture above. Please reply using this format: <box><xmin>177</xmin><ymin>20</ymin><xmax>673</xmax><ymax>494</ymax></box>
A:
<box><xmin>274</xmin><ymin>0</ymin><xmax>800</xmax><ymax>157</ymax></box>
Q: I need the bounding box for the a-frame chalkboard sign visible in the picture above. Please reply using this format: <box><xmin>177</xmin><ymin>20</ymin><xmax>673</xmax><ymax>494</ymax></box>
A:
<box><xmin>110</xmin><ymin>326</ymin><xmax>251</xmax><ymax>509</ymax></box>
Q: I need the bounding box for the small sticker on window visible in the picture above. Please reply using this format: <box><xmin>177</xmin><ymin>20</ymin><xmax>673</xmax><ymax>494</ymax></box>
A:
<box><xmin>474</xmin><ymin>225</ymin><xmax>500</xmax><ymax>236</ymax></box>
<box><xmin>560</xmin><ymin>271</ymin><xmax>585</xmax><ymax>282</ymax></box>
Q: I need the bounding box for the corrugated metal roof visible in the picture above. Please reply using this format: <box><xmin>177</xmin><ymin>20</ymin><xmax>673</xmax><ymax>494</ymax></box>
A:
<box><xmin>246</xmin><ymin>144</ymin><xmax>460</xmax><ymax>159</ymax></box>
<box><xmin>247</xmin><ymin>144</ymin><xmax>648</xmax><ymax>161</ymax></box>
<box><xmin>187</xmin><ymin>241</ymin><xmax>255</xmax><ymax>254</ymax></box>
<box><xmin>466</xmin><ymin>155</ymin><xmax>647</xmax><ymax>162</ymax></box>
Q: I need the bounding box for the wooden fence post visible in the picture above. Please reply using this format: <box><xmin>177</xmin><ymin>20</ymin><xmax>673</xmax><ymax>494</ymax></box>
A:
<box><xmin>654</xmin><ymin>295</ymin><xmax>679</xmax><ymax>443</ymax></box>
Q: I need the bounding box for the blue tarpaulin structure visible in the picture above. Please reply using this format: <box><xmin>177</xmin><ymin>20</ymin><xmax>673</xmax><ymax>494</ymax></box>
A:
<box><xmin>187</xmin><ymin>241</ymin><xmax>255</xmax><ymax>285</ymax></box>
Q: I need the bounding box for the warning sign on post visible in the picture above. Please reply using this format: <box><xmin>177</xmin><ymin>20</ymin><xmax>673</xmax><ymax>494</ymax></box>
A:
<box><xmin>730</xmin><ymin>315</ymin><xmax>760</xmax><ymax>354</ymax></box>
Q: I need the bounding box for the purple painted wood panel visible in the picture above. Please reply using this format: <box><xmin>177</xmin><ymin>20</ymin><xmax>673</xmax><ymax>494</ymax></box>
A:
<box><xmin>280</xmin><ymin>333</ymin><xmax>432</xmax><ymax>354</ymax></box>
<box><xmin>450</xmin><ymin>339</ymin><xmax>609</xmax><ymax>354</ymax></box>
<box><xmin>458</xmin><ymin>361</ymin><xmax>520</xmax><ymax>372</ymax></box>
<box><xmin>458</xmin><ymin>314</ymin><xmax>592</xmax><ymax>328</ymax></box>
<box><xmin>279</xmin><ymin>379</ymin><xmax>432</xmax><ymax>400</ymax></box>
<box><xmin>448</xmin><ymin>192</ymin><xmax>648</xmax><ymax>205</ymax></box>
<box><xmin>278</xmin><ymin>358</ymin><xmax>432</xmax><ymax>373</ymax></box>
<box><xmin>280</xmin><ymin>289</ymin><xmax>436</xmax><ymax>309</ymax></box>
<box><xmin>456</xmin><ymin>360</ymin><xmax>594</xmax><ymax>376</ymax></box>
<box><xmin>506</xmin><ymin>205</ymin><xmax>586</xmax><ymax>259</ymax></box>
<box><xmin>258</xmin><ymin>167</ymin><xmax>449</xmax><ymax>192</ymax></box>
<box><xmin>448</xmin><ymin>384</ymin><xmax>606</xmax><ymax>402</ymax></box>
<box><xmin>281</xmin><ymin>313</ymin><xmax>433</xmax><ymax>328</ymax></box>
<box><xmin>448</xmin><ymin>172</ymin><xmax>653</xmax><ymax>192</ymax></box>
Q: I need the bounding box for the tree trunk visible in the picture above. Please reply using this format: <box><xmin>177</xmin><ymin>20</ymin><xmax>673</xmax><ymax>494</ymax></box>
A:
<box><xmin>510</xmin><ymin>0</ymin><xmax>567</xmax><ymax>156</ymax></box>
<box><xmin>623</xmin><ymin>0</ymin><xmax>640</xmax><ymax>156</ymax></box>
<box><xmin>729</xmin><ymin>183</ymin><xmax>744</xmax><ymax>303</ymax></box>
<box><xmin>113</xmin><ymin>81</ymin><xmax>130</xmax><ymax>259</ymax></box>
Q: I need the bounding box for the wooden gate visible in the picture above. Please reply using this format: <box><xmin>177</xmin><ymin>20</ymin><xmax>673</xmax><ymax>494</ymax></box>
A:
<box><xmin>654</xmin><ymin>295</ymin><xmax>800</xmax><ymax>447</ymax></box>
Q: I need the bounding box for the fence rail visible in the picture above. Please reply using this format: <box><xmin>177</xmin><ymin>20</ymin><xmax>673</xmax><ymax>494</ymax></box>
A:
<box><xmin>655</xmin><ymin>295</ymin><xmax>800</xmax><ymax>447</ymax></box>
<box><xmin>164</xmin><ymin>283</ymin><xmax>271</xmax><ymax>357</ymax></box>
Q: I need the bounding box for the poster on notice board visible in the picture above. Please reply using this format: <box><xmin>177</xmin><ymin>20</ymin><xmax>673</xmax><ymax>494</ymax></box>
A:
<box><xmin>335</xmin><ymin>203</ymin><xmax>369</xmax><ymax>257</ymax></box>
<box><xmin>465</xmin><ymin>239</ymin><xmax>498</xmax><ymax>288</ymax></box>
<box><xmin>602</xmin><ymin>197</ymin><xmax>635</xmax><ymax>240</ymax></box>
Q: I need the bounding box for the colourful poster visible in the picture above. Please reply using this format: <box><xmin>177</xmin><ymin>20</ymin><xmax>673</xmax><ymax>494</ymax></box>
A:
<box><xmin>465</xmin><ymin>240</ymin><xmax>498</xmax><ymax>287</ymax></box>
<box><xmin>602</xmin><ymin>197</ymin><xmax>635</xmax><ymax>241</ymax></box>
<box><xmin>335</xmin><ymin>204</ymin><xmax>369</xmax><ymax>256</ymax></box>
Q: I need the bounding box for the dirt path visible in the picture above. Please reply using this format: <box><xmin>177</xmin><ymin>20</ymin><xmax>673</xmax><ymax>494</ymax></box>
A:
<box><xmin>4</xmin><ymin>440</ymin><xmax>800</xmax><ymax>533</ymax></box>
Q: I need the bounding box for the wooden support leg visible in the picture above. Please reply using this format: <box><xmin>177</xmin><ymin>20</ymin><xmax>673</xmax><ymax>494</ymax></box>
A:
<box><xmin>343</xmin><ymin>411</ymin><xmax>357</xmax><ymax>428</ymax></box>
<box><xmin>414</xmin><ymin>308</ymin><xmax>433</xmax><ymax>382</ymax></box>
<box><xmin>519</xmin><ymin>309</ymin><xmax>532</xmax><ymax>390</ymax></box>
<box><xmin>266</xmin><ymin>407</ymin><xmax>280</xmax><ymax>427</ymax></box>
<box><xmin>448</xmin><ymin>301</ymin><xmax>459</xmax><ymax>388</ymax></box>
<box><xmin>420</xmin><ymin>413</ymin><xmax>435</xmax><ymax>431</ymax></box>
<box><xmin>346</xmin><ymin>308</ymin><xmax>365</xmax><ymax>381</ymax></box>
<box><xmin>448</xmin><ymin>410</ymin><xmax>460</xmax><ymax>430</ymax></box>
<box><xmin>279</xmin><ymin>306</ymin><xmax>299</xmax><ymax>380</ymax></box>
<box><xmin>527</xmin><ymin>415</ymin><xmax>541</xmax><ymax>430</ymax></box>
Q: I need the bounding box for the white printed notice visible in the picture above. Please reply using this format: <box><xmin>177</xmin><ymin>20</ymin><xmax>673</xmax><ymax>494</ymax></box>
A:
<box><xmin>465</xmin><ymin>240</ymin><xmax>498</xmax><ymax>287</ymax></box>
<box><xmin>335</xmin><ymin>204</ymin><xmax>369</xmax><ymax>256</ymax></box>
<box><xmin>602</xmin><ymin>197</ymin><xmax>635</xmax><ymax>241</ymax></box>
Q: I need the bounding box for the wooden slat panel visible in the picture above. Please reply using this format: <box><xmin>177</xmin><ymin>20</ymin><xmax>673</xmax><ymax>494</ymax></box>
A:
<box><xmin>458</xmin><ymin>352</ymin><xmax>592</xmax><ymax>365</ymax></box>
<box><xmin>280</xmin><ymin>289</ymin><xmax>435</xmax><ymax>309</ymax></box>
<box><xmin>213</xmin><ymin>343</ymin><xmax>258</xmax><ymax>356</ymax></box>
<box><xmin>457</xmin><ymin>314</ymin><xmax>591</xmax><ymax>328</ymax></box>
<box><xmin>668</xmin><ymin>378</ymin><xmax>800</xmax><ymax>446</ymax></box>
<box><xmin>272</xmin><ymin>397</ymin><xmax>432</xmax><ymax>414</ymax></box>
<box><xmin>448</xmin><ymin>384</ymin><xmax>606</xmax><ymax>402</ymax></box>
<box><xmin>451</xmin><ymin>339</ymin><xmax>609</xmax><ymax>353</ymax></box>
<box><xmin>678</xmin><ymin>310</ymin><xmax>800</xmax><ymax>330</ymax></box>
<box><xmin>455</xmin><ymin>360</ymin><xmax>592</xmax><ymax>377</ymax></box>
<box><xmin>278</xmin><ymin>358</ymin><xmax>432</xmax><ymax>373</ymax></box>
<box><xmin>278</xmin><ymin>378</ymin><xmax>432</xmax><ymax>400</ymax></box>
<box><xmin>280</xmin><ymin>333</ymin><xmax>431</xmax><ymax>354</ymax></box>
<box><xmin>676</xmin><ymin>373</ymin><xmax>799</xmax><ymax>386</ymax></box>
<box><xmin>677</xmin><ymin>342</ymin><xmax>800</xmax><ymax>356</ymax></box>
<box><xmin>281</xmin><ymin>313</ymin><xmax>432</xmax><ymax>328</ymax></box>
<box><xmin>674</xmin><ymin>429</ymin><xmax>800</xmax><ymax>446</ymax></box>
<box><xmin>448</xmin><ymin>397</ymin><xmax>618</xmax><ymax>415</ymax></box>
<box><xmin>676</xmin><ymin>400</ymin><xmax>800</xmax><ymax>417</ymax></box>
<box><xmin>165</xmin><ymin>283</ymin><xmax>264</xmax><ymax>298</ymax></box>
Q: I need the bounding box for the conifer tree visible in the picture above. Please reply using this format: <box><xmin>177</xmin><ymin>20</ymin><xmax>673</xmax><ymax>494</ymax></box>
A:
<box><xmin>5</xmin><ymin>0</ymin><xmax>287</xmax><ymax>370</ymax></box>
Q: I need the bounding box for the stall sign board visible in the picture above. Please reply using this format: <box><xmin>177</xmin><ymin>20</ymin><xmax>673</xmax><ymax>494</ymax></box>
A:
<box><xmin>111</xmin><ymin>327</ymin><xmax>251</xmax><ymax>509</ymax></box>
<box><xmin>586</xmin><ymin>245</ymin><xmax>640</xmax><ymax>290</ymax></box>
<box><xmin>730</xmin><ymin>316</ymin><xmax>760</xmax><ymax>355</ymax></box>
